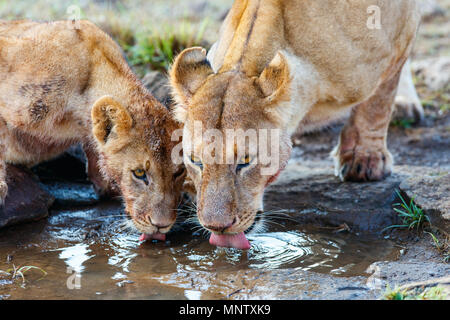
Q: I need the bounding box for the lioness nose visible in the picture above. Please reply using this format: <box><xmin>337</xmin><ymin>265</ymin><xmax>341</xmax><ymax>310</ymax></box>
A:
<box><xmin>203</xmin><ymin>217</ymin><xmax>236</xmax><ymax>233</ymax></box>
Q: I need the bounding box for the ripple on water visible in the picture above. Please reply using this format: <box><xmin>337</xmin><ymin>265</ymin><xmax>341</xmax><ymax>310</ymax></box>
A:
<box><xmin>0</xmin><ymin>202</ymin><xmax>400</xmax><ymax>299</ymax></box>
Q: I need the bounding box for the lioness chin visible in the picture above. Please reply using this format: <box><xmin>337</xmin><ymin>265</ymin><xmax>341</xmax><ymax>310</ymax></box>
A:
<box><xmin>170</xmin><ymin>0</ymin><xmax>421</xmax><ymax>249</ymax></box>
<box><xmin>0</xmin><ymin>20</ymin><xmax>186</xmax><ymax>240</ymax></box>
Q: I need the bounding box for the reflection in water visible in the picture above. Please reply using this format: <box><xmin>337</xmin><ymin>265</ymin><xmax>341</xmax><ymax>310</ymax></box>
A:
<box><xmin>0</xmin><ymin>201</ymin><xmax>400</xmax><ymax>299</ymax></box>
<box><xmin>184</xmin><ymin>290</ymin><xmax>202</xmax><ymax>300</ymax></box>
<box><xmin>57</xmin><ymin>243</ymin><xmax>93</xmax><ymax>273</ymax></box>
<box><xmin>107</xmin><ymin>235</ymin><xmax>139</xmax><ymax>273</ymax></box>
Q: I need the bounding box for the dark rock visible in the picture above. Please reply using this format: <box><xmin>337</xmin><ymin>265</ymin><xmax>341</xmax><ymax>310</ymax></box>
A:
<box><xmin>41</xmin><ymin>181</ymin><xmax>99</xmax><ymax>207</ymax></box>
<box><xmin>265</xmin><ymin>161</ymin><xmax>447</xmax><ymax>233</ymax></box>
<box><xmin>142</xmin><ymin>71</ymin><xmax>173</xmax><ymax>108</ymax></box>
<box><xmin>399</xmin><ymin>173</ymin><xmax>450</xmax><ymax>233</ymax></box>
<box><xmin>265</xmin><ymin>161</ymin><xmax>404</xmax><ymax>233</ymax></box>
<box><xmin>0</xmin><ymin>165</ymin><xmax>54</xmax><ymax>229</ymax></box>
<box><xmin>32</xmin><ymin>145</ymin><xmax>87</xmax><ymax>183</ymax></box>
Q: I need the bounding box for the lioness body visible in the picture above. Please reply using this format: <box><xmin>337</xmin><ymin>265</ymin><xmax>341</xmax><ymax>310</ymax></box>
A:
<box><xmin>208</xmin><ymin>0</ymin><xmax>420</xmax><ymax>131</ymax></box>
<box><xmin>170</xmin><ymin>0</ymin><xmax>421</xmax><ymax>247</ymax></box>
<box><xmin>0</xmin><ymin>20</ymin><xmax>186</xmax><ymax>238</ymax></box>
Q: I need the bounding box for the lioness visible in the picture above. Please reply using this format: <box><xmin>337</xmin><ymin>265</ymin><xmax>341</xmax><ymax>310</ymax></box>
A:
<box><xmin>0</xmin><ymin>20</ymin><xmax>186</xmax><ymax>241</ymax></box>
<box><xmin>169</xmin><ymin>0</ymin><xmax>421</xmax><ymax>249</ymax></box>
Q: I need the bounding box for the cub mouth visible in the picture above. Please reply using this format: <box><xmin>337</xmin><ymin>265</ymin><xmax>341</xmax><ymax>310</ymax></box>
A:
<box><xmin>139</xmin><ymin>232</ymin><xmax>166</xmax><ymax>242</ymax></box>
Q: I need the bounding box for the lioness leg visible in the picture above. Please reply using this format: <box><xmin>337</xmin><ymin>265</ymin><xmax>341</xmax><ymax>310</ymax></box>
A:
<box><xmin>393</xmin><ymin>59</ymin><xmax>424</xmax><ymax>122</ymax></box>
<box><xmin>332</xmin><ymin>69</ymin><xmax>402</xmax><ymax>182</ymax></box>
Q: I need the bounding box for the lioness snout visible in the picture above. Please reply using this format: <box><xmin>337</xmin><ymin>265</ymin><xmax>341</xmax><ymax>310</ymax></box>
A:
<box><xmin>203</xmin><ymin>217</ymin><xmax>236</xmax><ymax>233</ymax></box>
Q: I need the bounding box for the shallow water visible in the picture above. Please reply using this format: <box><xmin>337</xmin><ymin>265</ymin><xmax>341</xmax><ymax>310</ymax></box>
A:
<box><xmin>0</xmin><ymin>199</ymin><xmax>400</xmax><ymax>300</ymax></box>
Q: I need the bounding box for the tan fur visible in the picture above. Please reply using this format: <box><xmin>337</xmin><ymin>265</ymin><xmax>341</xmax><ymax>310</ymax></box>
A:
<box><xmin>170</xmin><ymin>0</ymin><xmax>421</xmax><ymax>235</ymax></box>
<box><xmin>0</xmin><ymin>20</ymin><xmax>186</xmax><ymax>235</ymax></box>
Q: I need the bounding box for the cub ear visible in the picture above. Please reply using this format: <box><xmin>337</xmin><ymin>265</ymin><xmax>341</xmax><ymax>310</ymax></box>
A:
<box><xmin>169</xmin><ymin>47</ymin><xmax>214</xmax><ymax>108</ymax></box>
<box><xmin>91</xmin><ymin>96</ymin><xmax>133</xmax><ymax>147</ymax></box>
<box><xmin>256</xmin><ymin>51</ymin><xmax>291</xmax><ymax>104</ymax></box>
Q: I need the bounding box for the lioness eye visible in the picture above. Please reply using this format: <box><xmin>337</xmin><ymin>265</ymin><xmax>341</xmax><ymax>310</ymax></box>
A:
<box><xmin>132</xmin><ymin>169</ymin><xmax>147</xmax><ymax>180</ymax></box>
<box><xmin>237</xmin><ymin>155</ymin><xmax>252</xmax><ymax>171</ymax></box>
<box><xmin>190</xmin><ymin>154</ymin><xmax>203</xmax><ymax>169</ymax></box>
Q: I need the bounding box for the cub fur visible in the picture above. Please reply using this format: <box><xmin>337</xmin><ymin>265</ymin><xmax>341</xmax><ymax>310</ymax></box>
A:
<box><xmin>0</xmin><ymin>20</ymin><xmax>186</xmax><ymax>239</ymax></box>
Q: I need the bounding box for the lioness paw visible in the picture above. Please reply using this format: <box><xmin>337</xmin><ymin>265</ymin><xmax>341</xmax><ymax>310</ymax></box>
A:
<box><xmin>335</xmin><ymin>148</ymin><xmax>393</xmax><ymax>182</ymax></box>
<box><xmin>393</xmin><ymin>96</ymin><xmax>424</xmax><ymax>123</ymax></box>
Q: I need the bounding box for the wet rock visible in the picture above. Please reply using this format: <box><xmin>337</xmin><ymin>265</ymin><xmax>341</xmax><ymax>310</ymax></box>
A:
<box><xmin>0</xmin><ymin>165</ymin><xmax>54</xmax><ymax>229</ymax></box>
<box><xmin>265</xmin><ymin>161</ymin><xmax>400</xmax><ymax>232</ymax></box>
<box><xmin>30</xmin><ymin>145</ymin><xmax>100</xmax><ymax>207</ymax></box>
<box><xmin>41</xmin><ymin>181</ymin><xmax>99</xmax><ymax>207</ymax></box>
<box><xmin>399</xmin><ymin>173</ymin><xmax>450</xmax><ymax>233</ymax></box>
<box><xmin>398</xmin><ymin>276</ymin><xmax>450</xmax><ymax>299</ymax></box>
<box><xmin>266</xmin><ymin>161</ymin><xmax>447</xmax><ymax>233</ymax></box>
<box><xmin>412</xmin><ymin>57</ymin><xmax>450</xmax><ymax>92</ymax></box>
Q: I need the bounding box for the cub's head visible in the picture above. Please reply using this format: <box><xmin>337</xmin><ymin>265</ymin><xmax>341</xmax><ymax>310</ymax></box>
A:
<box><xmin>169</xmin><ymin>47</ymin><xmax>293</xmax><ymax>249</ymax></box>
<box><xmin>91</xmin><ymin>95</ymin><xmax>186</xmax><ymax>241</ymax></box>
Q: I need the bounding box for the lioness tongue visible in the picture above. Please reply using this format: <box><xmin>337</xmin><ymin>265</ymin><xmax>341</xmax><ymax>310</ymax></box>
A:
<box><xmin>139</xmin><ymin>232</ymin><xmax>166</xmax><ymax>242</ymax></box>
<box><xmin>209</xmin><ymin>232</ymin><xmax>251</xmax><ymax>250</ymax></box>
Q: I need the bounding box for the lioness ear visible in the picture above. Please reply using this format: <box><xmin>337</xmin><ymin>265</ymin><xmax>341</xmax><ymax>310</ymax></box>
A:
<box><xmin>91</xmin><ymin>96</ymin><xmax>132</xmax><ymax>146</ymax></box>
<box><xmin>256</xmin><ymin>51</ymin><xmax>291</xmax><ymax>104</ymax></box>
<box><xmin>169</xmin><ymin>47</ymin><xmax>214</xmax><ymax>108</ymax></box>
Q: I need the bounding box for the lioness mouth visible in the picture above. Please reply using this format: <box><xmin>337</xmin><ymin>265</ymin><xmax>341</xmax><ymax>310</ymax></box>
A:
<box><xmin>209</xmin><ymin>232</ymin><xmax>251</xmax><ymax>250</ymax></box>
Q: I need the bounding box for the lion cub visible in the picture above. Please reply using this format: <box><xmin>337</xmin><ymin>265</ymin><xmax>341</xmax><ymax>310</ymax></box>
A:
<box><xmin>0</xmin><ymin>20</ymin><xmax>186</xmax><ymax>240</ymax></box>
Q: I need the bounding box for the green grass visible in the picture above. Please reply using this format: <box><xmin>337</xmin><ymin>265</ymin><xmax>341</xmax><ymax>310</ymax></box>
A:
<box><xmin>0</xmin><ymin>264</ymin><xmax>47</xmax><ymax>287</ymax></box>
<box><xmin>383</xmin><ymin>190</ymin><xmax>449</xmax><ymax>263</ymax></box>
<box><xmin>124</xmin><ymin>18</ymin><xmax>210</xmax><ymax>74</ymax></box>
<box><xmin>383</xmin><ymin>189</ymin><xmax>430</xmax><ymax>232</ymax></box>
<box><xmin>390</xmin><ymin>118</ymin><xmax>416</xmax><ymax>129</ymax></box>
<box><xmin>383</xmin><ymin>285</ymin><xmax>447</xmax><ymax>300</ymax></box>
<box><xmin>426</xmin><ymin>231</ymin><xmax>450</xmax><ymax>263</ymax></box>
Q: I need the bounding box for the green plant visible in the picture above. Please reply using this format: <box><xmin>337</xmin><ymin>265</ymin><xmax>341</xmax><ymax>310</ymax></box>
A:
<box><xmin>382</xmin><ymin>190</ymin><xmax>430</xmax><ymax>232</ymax></box>
<box><xmin>425</xmin><ymin>231</ymin><xmax>450</xmax><ymax>263</ymax></box>
<box><xmin>125</xmin><ymin>18</ymin><xmax>210</xmax><ymax>73</ymax></box>
<box><xmin>0</xmin><ymin>264</ymin><xmax>47</xmax><ymax>286</ymax></box>
<box><xmin>383</xmin><ymin>285</ymin><xmax>447</xmax><ymax>300</ymax></box>
<box><xmin>383</xmin><ymin>285</ymin><xmax>410</xmax><ymax>300</ymax></box>
<box><xmin>391</xmin><ymin>118</ymin><xmax>415</xmax><ymax>129</ymax></box>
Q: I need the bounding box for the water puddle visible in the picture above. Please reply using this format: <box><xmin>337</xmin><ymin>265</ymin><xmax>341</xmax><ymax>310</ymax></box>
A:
<box><xmin>0</xmin><ymin>201</ymin><xmax>400</xmax><ymax>300</ymax></box>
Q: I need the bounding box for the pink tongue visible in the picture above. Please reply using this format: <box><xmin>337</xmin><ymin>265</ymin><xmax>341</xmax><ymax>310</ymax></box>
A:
<box><xmin>209</xmin><ymin>232</ymin><xmax>251</xmax><ymax>250</ymax></box>
<box><xmin>139</xmin><ymin>233</ymin><xmax>166</xmax><ymax>242</ymax></box>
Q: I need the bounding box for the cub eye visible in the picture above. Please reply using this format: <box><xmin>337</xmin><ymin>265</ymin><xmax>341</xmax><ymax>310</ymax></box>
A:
<box><xmin>190</xmin><ymin>154</ymin><xmax>203</xmax><ymax>169</ymax></box>
<box><xmin>132</xmin><ymin>169</ymin><xmax>147</xmax><ymax>180</ymax></box>
<box><xmin>237</xmin><ymin>155</ymin><xmax>252</xmax><ymax>171</ymax></box>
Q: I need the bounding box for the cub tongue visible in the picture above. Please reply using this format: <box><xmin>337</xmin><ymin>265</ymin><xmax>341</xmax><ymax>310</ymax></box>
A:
<box><xmin>209</xmin><ymin>232</ymin><xmax>251</xmax><ymax>250</ymax></box>
<box><xmin>139</xmin><ymin>233</ymin><xmax>166</xmax><ymax>242</ymax></box>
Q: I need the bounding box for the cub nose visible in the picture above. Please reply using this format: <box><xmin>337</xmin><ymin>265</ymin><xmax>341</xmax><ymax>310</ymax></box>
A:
<box><xmin>145</xmin><ymin>214</ymin><xmax>175</xmax><ymax>230</ymax></box>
